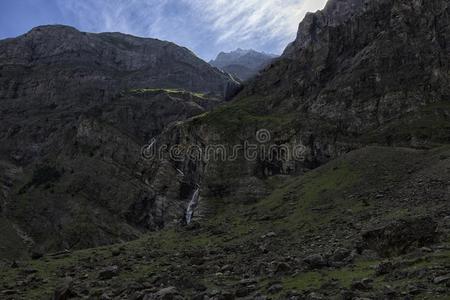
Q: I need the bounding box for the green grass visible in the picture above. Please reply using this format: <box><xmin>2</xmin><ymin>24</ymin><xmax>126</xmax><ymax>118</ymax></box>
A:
<box><xmin>194</xmin><ymin>95</ymin><xmax>295</xmax><ymax>139</ymax></box>
<box><xmin>282</xmin><ymin>260</ymin><xmax>377</xmax><ymax>292</ymax></box>
<box><xmin>128</xmin><ymin>88</ymin><xmax>208</xmax><ymax>99</ymax></box>
<box><xmin>3</xmin><ymin>146</ymin><xmax>450</xmax><ymax>298</ymax></box>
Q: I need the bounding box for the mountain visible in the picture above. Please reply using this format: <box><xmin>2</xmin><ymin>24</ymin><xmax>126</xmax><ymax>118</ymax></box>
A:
<box><xmin>209</xmin><ymin>48</ymin><xmax>277</xmax><ymax>81</ymax></box>
<box><xmin>1</xmin><ymin>0</ymin><xmax>450</xmax><ymax>299</ymax></box>
<box><xmin>0</xmin><ymin>25</ymin><xmax>240</xmax><ymax>258</ymax></box>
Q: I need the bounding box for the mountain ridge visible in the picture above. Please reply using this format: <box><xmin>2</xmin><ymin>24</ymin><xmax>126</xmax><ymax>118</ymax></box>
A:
<box><xmin>209</xmin><ymin>48</ymin><xmax>278</xmax><ymax>81</ymax></box>
<box><xmin>1</xmin><ymin>0</ymin><xmax>450</xmax><ymax>298</ymax></box>
<box><xmin>0</xmin><ymin>24</ymin><xmax>240</xmax><ymax>256</ymax></box>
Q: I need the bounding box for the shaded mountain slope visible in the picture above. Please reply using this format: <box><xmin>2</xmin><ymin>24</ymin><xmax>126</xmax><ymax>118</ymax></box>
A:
<box><xmin>145</xmin><ymin>0</ymin><xmax>450</xmax><ymax>227</ymax></box>
<box><xmin>0</xmin><ymin>25</ymin><xmax>240</xmax><ymax>256</ymax></box>
<box><xmin>1</xmin><ymin>0</ymin><xmax>450</xmax><ymax>298</ymax></box>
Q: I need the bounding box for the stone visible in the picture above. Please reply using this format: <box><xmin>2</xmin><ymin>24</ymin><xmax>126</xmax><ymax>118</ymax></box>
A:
<box><xmin>433</xmin><ymin>275</ymin><xmax>450</xmax><ymax>284</ymax></box>
<box><xmin>111</xmin><ymin>248</ymin><xmax>121</xmax><ymax>257</ymax></box>
<box><xmin>98</xmin><ymin>266</ymin><xmax>119</xmax><ymax>280</ymax></box>
<box><xmin>351</xmin><ymin>278</ymin><xmax>373</xmax><ymax>291</ymax></box>
<box><xmin>375</xmin><ymin>261</ymin><xmax>394</xmax><ymax>276</ymax></box>
<box><xmin>304</xmin><ymin>254</ymin><xmax>327</xmax><ymax>268</ymax></box>
<box><xmin>362</xmin><ymin>217</ymin><xmax>439</xmax><ymax>257</ymax></box>
<box><xmin>235</xmin><ymin>287</ymin><xmax>252</xmax><ymax>298</ymax></box>
<box><xmin>331</xmin><ymin>248</ymin><xmax>351</xmax><ymax>261</ymax></box>
<box><xmin>275</xmin><ymin>262</ymin><xmax>291</xmax><ymax>274</ymax></box>
<box><xmin>53</xmin><ymin>277</ymin><xmax>75</xmax><ymax>300</ymax></box>
<box><xmin>267</xmin><ymin>284</ymin><xmax>283</xmax><ymax>294</ymax></box>
<box><xmin>261</xmin><ymin>232</ymin><xmax>277</xmax><ymax>239</ymax></box>
<box><xmin>307</xmin><ymin>292</ymin><xmax>324</xmax><ymax>300</ymax></box>
<box><xmin>220</xmin><ymin>265</ymin><xmax>233</xmax><ymax>272</ymax></box>
<box><xmin>155</xmin><ymin>287</ymin><xmax>179</xmax><ymax>300</ymax></box>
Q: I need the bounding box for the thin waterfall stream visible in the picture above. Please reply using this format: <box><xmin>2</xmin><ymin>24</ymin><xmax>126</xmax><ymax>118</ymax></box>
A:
<box><xmin>185</xmin><ymin>188</ymin><xmax>200</xmax><ymax>224</ymax></box>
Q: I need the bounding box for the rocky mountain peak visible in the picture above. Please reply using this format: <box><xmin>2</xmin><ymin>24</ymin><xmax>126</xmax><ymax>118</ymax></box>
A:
<box><xmin>284</xmin><ymin>0</ymin><xmax>370</xmax><ymax>55</ymax></box>
<box><xmin>210</xmin><ymin>48</ymin><xmax>278</xmax><ymax>81</ymax></box>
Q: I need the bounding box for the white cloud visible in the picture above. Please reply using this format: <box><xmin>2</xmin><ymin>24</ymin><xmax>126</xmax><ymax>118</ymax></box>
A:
<box><xmin>55</xmin><ymin>0</ymin><xmax>328</xmax><ymax>59</ymax></box>
<box><xmin>187</xmin><ymin>0</ymin><xmax>327</xmax><ymax>49</ymax></box>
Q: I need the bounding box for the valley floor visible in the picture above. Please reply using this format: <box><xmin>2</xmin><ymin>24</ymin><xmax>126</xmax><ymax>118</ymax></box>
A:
<box><xmin>1</xmin><ymin>146</ymin><xmax>450</xmax><ymax>299</ymax></box>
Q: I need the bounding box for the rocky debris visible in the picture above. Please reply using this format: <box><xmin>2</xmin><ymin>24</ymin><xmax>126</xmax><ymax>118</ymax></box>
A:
<box><xmin>261</xmin><ymin>232</ymin><xmax>277</xmax><ymax>239</ymax></box>
<box><xmin>31</xmin><ymin>250</ymin><xmax>44</xmax><ymax>260</ymax></box>
<box><xmin>306</xmin><ymin>292</ymin><xmax>324</xmax><ymax>300</ymax></box>
<box><xmin>328</xmin><ymin>248</ymin><xmax>354</xmax><ymax>267</ymax></box>
<box><xmin>267</xmin><ymin>283</ymin><xmax>283</xmax><ymax>294</ymax></box>
<box><xmin>144</xmin><ymin>286</ymin><xmax>181</xmax><ymax>300</ymax></box>
<box><xmin>361</xmin><ymin>217</ymin><xmax>439</xmax><ymax>257</ymax></box>
<box><xmin>433</xmin><ymin>275</ymin><xmax>450</xmax><ymax>285</ymax></box>
<box><xmin>53</xmin><ymin>277</ymin><xmax>75</xmax><ymax>300</ymax></box>
<box><xmin>98</xmin><ymin>266</ymin><xmax>119</xmax><ymax>280</ymax></box>
<box><xmin>2</xmin><ymin>0</ymin><xmax>450</xmax><ymax>299</ymax></box>
<box><xmin>234</xmin><ymin>278</ymin><xmax>258</xmax><ymax>297</ymax></box>
<box><xmin>303</xmin><ymin>254</ymin><xmax>327</xmax><ymax>269</ymax></box>
<box><xmin>111</xmin><ymin>248</ymin><xmax>122</xmax><ymax>257</ymax></box>
<box><xmin>375</xmin><ymin>261</ymin><xmax>394</xmax><ymax>276</ymax></box>
<box><xmin>274</xmin><ymin>262</ymin><xmax>292</xmax><ymax>275</ymax></box>
<box><xmin>351</xmin><ymin>278</ymin><xmax>373</xmax><ymax>291</ymax></box>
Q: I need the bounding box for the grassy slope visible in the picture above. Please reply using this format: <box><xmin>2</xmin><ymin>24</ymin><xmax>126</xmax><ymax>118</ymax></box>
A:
<box><xmin>2</xmin><ymin>145</ymin><xmax>449</xmax><ymax>299</ymax></box>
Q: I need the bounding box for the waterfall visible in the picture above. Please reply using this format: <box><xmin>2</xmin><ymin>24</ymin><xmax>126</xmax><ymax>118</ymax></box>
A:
<box><xmin>185</xmin><ymin>188</ymin><xmax>200</xmax><ymax>224</ymax></box>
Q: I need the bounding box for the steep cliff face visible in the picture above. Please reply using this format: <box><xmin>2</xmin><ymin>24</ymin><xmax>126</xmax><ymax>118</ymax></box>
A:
<box><xmin>1</xmin><ymin>1</ymin><xmax>450</xmax><ymax>298</ymax></box>
<box><xmin>0</xmin><ymin>26</ymin><xmax>240</xmax><ymax>256</ymax></box>
<box><xmin>255</xmin><ymin>0</ymin><xmax>449</xmax><ymax>135</ymax></box>
<box><xmin>149</xmin><ymin>0</ymin><xmax>450</xmax><ymax>221</ymax></box>
<box><xmin>1</xmin><ymin>0</ymin><xmax>450</xmax><ymax>257</ymax></box>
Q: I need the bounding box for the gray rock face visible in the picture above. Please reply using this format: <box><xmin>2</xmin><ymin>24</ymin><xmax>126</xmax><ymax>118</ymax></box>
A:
<box><xmin>249</xmin><ymin>0</ymin><xmax>450</xmax><ymax>150</ymax></box>
<box><xmin>284</xmin><ymin>0</ymin><xmax>369</xmax><ymax>55</ymax></box>
<box><xmin>146</xmin><ymin>0</ymin><xmax>450</xmax><ymax>235</ymax></box>
<box><xmin>0</xmin><ymin>25</ymin><xmax>239</xmax><ymax>99</ymax></box>
<box><xmin>150</xmin><ymin>0</ymin><xmax>450</xmax><ymax>205</ymax></box>
<box><xmin>0</xmin><ymin>25</ymin><xmax>240</xmax><ymax>256</ymax></box>
<box><xmin>210</xmin><ymin>48</ymin><xmax>277</xmax><ymax>81</ymax></box>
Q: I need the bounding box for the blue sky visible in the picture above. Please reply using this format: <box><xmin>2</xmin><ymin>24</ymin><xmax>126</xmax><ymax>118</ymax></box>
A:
<box><xmin>0</xmin><ymin>0</ymin><xmax>327</xmax><ymax>60</ymax></box>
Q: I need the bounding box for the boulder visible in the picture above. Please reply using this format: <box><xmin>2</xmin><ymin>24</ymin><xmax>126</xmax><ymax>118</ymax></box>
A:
<box><xmin>361</xmin><ymin>217</ymin><xmax>439</xmax><ymax>257</ymax></box>
<box><xmin>98</xmin><ymin>266</ymin><xmax>119</xmax><ymax>280</ymax></box>
<box><xmin>53</xmin><ymin>277</ymin><xmax>75</xmax><ymax>300</ymax></box>
<box><xmin>304</xmin><ymin>254</ymin><xmax>327</xmax><ymax>268</ymax></box>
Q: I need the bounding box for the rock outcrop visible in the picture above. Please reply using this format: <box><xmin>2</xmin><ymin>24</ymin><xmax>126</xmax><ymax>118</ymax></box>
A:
<box><xmin>0</xmin><ymin>25</ymin><xmax>240</xmax><ymax>256</ymax></box>
<box><xmin>147</xmin><ymin>0</ymin><xmax>450</xmax><ymax>233</ymax></box>
<box><xmin>1</xmin><ymin>0</ymin><xmax>450</xmax><ymax>259</ymax></box>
